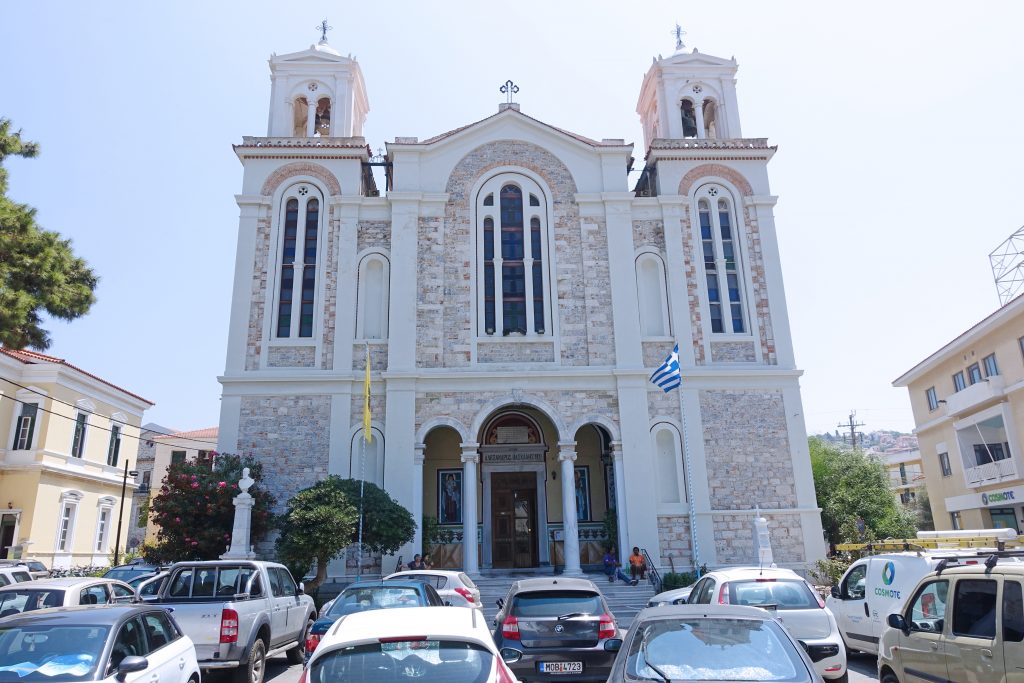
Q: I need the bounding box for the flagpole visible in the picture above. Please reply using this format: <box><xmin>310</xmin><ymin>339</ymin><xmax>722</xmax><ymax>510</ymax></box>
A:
<box><xmin>675</xmin><ymin>381</ymin><xmax>702</xmax><ymax>577</ymax></box>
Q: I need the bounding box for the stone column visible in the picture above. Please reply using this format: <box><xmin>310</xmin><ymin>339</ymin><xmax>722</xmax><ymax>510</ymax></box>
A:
<box><xmin>461</xmin><ymin>443</ymin><xmax>480</xmax><ymax>574</ymax></box>
<box><xmin>694</xmin><ymin>99</ymin><xmax>706</xmax><ymax>139</ymax></box>
<box><xmin>558</xmin><ymin>442</ymin><xmax>582</xmax><ymax>576</ymax></box>
<box><xmin>611</xmin><ymin>441</ymin><xmax>629</xmax><ymax>563</ymax></box>
<box><xmin>412</xmin><ymin>443</ymin><xmax>425</xmax><ymax>562</ymax></box>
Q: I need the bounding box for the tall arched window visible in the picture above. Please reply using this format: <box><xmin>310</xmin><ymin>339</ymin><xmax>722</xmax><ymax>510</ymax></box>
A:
<box><xmin>697</xmin><ymin>185</ymin><xmax>747</xmax><ymax>334</ymax></box>
<box><xmin>357</xmin><ymin>254</ymin><xmax>390</xmax><ymax>339</ymax></box>
<box><xmin>477</xmin><ymin>174</ymin><xmax>550</xmax><ymax>337</ymax></box>
<box><xmin>652</xmin><ymin>425</ymin><xmax>684</xmax><ymax>505</ymax></box>
<box><xmin>635</xmin><ymin>253</ymin><xmax>670</xmax><ymax>337</ymax></box>
<box><xmin>276</xmin><ymin>185</ymin><xmax>322</xmax><ymax>338</ymax></box>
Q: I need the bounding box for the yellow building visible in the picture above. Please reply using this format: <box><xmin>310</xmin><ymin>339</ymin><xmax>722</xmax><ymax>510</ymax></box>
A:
<box><xmin>894</xmin><ymin>294</ymin><xmax>1024</xmax><ymax>532</ymax></box>
<box><xmin>879</xmin><ymin>448</ymin><xmax>924</xmax><ymax>506</ymax></box>
<box><xmin>0</xmin><ymin>348</ymin><xmax>153</xmax><ymax>568</ymax></box>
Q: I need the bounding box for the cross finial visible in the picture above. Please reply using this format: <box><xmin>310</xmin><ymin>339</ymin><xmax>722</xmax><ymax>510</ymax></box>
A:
<box><xmin>500</xmin><ymin>79</ymin><xmax>519</xmax><ymax>104</ymax></box>
<box><xmin>673</xmin><ymin>23</ymin><xmax>686</xmax><ymax>51</ymax></box>
<box><xmin>316</xmin><ymin>19</ymin><xmax>333</xmax><ymax>43</ymax></box>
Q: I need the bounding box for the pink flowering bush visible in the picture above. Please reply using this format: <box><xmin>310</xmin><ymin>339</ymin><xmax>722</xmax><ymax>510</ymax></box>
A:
<box><xmin>144</xmin><ymin>453</ymin><xmax>274</xmax><ymax>563</ymax></box>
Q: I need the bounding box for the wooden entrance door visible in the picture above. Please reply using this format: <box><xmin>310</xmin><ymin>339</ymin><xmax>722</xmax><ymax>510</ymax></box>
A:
<box><xmin>491</xmin><ymin>472</ymin><xmax>538</xmax><ymax>568</ymax></box>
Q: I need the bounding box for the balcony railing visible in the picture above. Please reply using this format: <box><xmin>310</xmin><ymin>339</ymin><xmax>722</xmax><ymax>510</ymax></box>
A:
<box><xmin>964</xmin><ymin>457</ymin><xmax>1018</xmax><ymax>488</ymax></box>
<box><xmin>945</xmin><ymin>376</ymin><xmax>1006</xmax><ymax>417</ymax></box>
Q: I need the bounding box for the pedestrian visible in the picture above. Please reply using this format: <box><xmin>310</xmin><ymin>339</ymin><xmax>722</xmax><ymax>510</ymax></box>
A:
<box><xmin>603</xmin><ymin>547</ymin><xmax>634</xmax><ymax>585</ymax></box>
<box><xmin>629</xmin><ymin>547</ymin><xmax>647</xmax><ymax>583</ymax></box>
<box><xmin>407</xmin><ymin>553</ymin><xmax>432</xmax><ymax>570</ymax></box>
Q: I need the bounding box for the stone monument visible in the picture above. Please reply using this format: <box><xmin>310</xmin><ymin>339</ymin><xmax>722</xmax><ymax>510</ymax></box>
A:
<box><xmin>221</xmin><ymin>468</ymin><xmax>257</xmax><ymax>560</ymax></box>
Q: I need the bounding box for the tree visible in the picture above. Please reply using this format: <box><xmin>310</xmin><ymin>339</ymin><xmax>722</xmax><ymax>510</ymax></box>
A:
<box><xmin>0</xmin><ymin>119</ymin><xmax>98</xmax><ymax>350</ymax></box>
<box><xmin>809</xmin><ymin>437</ymin><xmax>917</xmax><ymax>546</ymax></box>
<box><xmin>913</xmin><ymin>486</ymin><xmax>935</xmax><ymax>532</ymax></box>
<box><xmin>275</xmin><ymin>476</ymin><xmax>358</xmax><ymax>591</ymax></box>
<box><xmin>145</xmin><ymin>454</ymin><xmax>274</xmax><ymax>564</ymax></box>
<box><xmin>276</xmin><ymin>477</ymin><xmax>415</xmax><ymax>587</ymax></box>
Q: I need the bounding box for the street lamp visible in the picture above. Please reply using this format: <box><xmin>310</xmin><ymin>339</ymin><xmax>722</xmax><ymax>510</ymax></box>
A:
<box><xmin>113</xmin><ymin>460</ymin><xmax>139</xmax><ymax>566</ymax></box>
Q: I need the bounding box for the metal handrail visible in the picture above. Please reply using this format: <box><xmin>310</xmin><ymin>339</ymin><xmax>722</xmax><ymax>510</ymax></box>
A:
<box><xmin>641</xmin><ymin>548</ymin><xmax>662</xmax><ymax>593</ymax></box>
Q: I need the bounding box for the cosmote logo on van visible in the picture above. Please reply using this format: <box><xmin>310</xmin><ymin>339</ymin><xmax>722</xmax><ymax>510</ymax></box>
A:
<box><xmin>874</xmin><ymin>561</ymin><xmax>900</xmax><ymax>599</ymax></box>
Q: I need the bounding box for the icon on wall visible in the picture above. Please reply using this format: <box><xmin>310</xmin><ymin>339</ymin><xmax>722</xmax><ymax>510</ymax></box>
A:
<box><xmin>438</xmin><ymin>469</ymin><xmax>463</xmax><ymax>525</ymax></box>
<box><xmin>574</xmin><ymin>466</ymin><xmax>590</xmax><ymax>522</ymax></box>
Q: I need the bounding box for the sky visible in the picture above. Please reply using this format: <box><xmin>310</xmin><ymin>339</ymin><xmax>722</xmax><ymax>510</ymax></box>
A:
<box><xmin>2</xmin><ymin>1</ymin><xmax>1023</xmax><ymax>437</ymax></box>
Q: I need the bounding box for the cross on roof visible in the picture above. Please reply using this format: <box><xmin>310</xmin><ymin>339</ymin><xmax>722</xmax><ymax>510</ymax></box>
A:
<box><xmin>673</xmin><ymin>23</ymin><xmax>686</xmax><ymax>50</ymax></box>
<box><xmin>316</xmin><ymin>19</ymin><xmax>333</xmax><ymax>43</ymax></box>
<box><xmin>500</xmin><ymin>80</ymin><xmax>519</xmax><ymax>104</ymax></box>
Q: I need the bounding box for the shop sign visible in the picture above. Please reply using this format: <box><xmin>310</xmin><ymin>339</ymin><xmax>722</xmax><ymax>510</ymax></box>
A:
<box><xmin>982</xmin><ymin>490</ymin><xmax>1017</xmax><ymax>506</ymax></box>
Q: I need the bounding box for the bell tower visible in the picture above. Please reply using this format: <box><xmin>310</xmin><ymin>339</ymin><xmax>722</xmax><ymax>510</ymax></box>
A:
<box><xmin>265</xmin><ymin>26</ymin><xmax>369</xmax><ymax>138</ymax></box>
<box><xmin>636</xmin><ymin>39</ymin><xmax>742</xmax><ymax>150</ymax></box>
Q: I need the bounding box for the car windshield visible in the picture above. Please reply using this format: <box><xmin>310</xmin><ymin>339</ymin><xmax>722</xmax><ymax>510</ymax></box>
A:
<box><xmin>327</xmin><ymin>587</ymin><xmax>423</xmax><ymax>616</ymax></box>
<box><xmin>0</xmin><ymin>624</ymin><xmax>109</xmax><ymax>682</ymax></box>
<box><xmin>727</xmin><ymin>580</ymin><xmax>821</xmax><ymax>610</ymax></box>
<box><xmin>511</xmin><ymin>591</ymin><xmax>601</xmax><ymax>618</ymax></box>
<box><xmin>0</xmin><ymin>591</ymin><xmax>65</xmax><ymax>618</ymax></box>
<box><xmin>26</xmin><ymin>564</ymin><xmax>46</xmax><ymax>574</ymax></box>
<box><xmin>310</xmin><ymin>639</ymin><xmax>493</xmax><ymax>683</ymax></box>
<box><xmin>625</xmin><ymin>618</ymin><xmax>807</xmax><ymax>682</ymax></box>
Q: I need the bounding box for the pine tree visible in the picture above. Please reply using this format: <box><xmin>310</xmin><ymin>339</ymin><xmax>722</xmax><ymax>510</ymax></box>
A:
<box><xmin>0</xmin><ymin>118</ymin><xmax>98</xmax><ymax>350</ymax></box>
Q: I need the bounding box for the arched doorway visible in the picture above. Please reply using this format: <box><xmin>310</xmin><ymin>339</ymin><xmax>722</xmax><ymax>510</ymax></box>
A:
<box><xmin>479</xmin><ymin>411</ymin><xmax>552</xmax><ymax>569</ymax></box>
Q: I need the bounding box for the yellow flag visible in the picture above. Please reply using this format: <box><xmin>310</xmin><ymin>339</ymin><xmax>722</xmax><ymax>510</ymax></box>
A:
<box><xmin>363</xmin><ymin>344</ymin><xmax>372</xmax><ymax>444</ymax></box>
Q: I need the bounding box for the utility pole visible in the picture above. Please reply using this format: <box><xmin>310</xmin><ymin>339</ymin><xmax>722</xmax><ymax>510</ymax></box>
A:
<box><xmin>838</xmin><ymin>410</ymin><xmax>866</xmax><ymax>449</ymax></box>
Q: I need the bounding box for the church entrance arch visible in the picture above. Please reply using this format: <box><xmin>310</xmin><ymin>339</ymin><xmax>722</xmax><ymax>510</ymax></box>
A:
<box><xmin>479</xmin><ymin>411</ymin><xmax>551</xmax><ymax>569</ymax></box>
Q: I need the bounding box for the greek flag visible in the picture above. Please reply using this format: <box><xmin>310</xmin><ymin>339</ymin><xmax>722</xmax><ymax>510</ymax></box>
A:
<box><xmin>650</xmin><ymin>344</ymin><xmax>682</xmax><ymax>392</ymax></box>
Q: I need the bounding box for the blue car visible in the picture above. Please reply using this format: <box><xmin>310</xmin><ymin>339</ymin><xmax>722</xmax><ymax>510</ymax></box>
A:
<box><xmin>304</xmin><ymin>580</ymin><xmax>444</xmax><ymax>656</ymax></box>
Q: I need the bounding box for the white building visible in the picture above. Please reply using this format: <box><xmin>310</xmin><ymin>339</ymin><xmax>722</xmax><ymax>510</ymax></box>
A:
<box><xmin>217</xmin><ymin>34</ymin><xmax>825</xmax><ymax>576</ymax></box>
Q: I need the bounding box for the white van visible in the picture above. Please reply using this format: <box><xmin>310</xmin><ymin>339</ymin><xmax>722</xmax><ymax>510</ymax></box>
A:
<box><xmin>827</xmin><ymin>550</ymin><xmax>1009</xmax><ymax>655</ymax></box>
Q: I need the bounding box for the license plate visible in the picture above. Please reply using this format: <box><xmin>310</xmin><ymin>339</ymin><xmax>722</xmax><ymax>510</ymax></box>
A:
<box><xmin>539</xmin><ymin>661</ymin><xmax>583</xmax><ymax>674</ymax></box>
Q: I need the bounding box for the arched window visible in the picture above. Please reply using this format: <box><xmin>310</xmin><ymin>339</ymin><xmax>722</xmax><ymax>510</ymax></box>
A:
<box><xmin>351</xmin><ymin>429</ymin><xmax>384</xmax><ymax>486</ymax></box>
<box><xmin>635</xmin><ymin>253</ymin><xmax>670</xmax><ymax>337</ymax></box>
<box><xmin>652</xmin><ymin>425</ymin><xmax>683</xmax><ymax>505</ymax></box>
<box><xmin>315</xmin><ymin>97</ymin><xmax>331</xmax><ymax>136</ymax></box>
<box><xmin>697</xmin><ymin>186</ymin><xmax>747</xmax><ymax>334</ymax></box>
<box><xmin>357</xmin><ymin>254</ymin><xmax>390</xmax><ymax>339</ymax></box>
<box><xmin>477</xmin><ymin>174</ymin><xmax>550</xmax><ymax>336</ymax></box>
<box><xmin>276</xmin><ymin>185</ymin><xmax>322</xmax><ymax>338</ymax></box>
<box><xmin>293</xmin><ymin>97</ymin><xmax>309</xmax><ymax>137</ymax></box>
<box><xmin>681</xmin><ymin>99</ymin><xmax>698</xmax><ymax>138</ymax></box>
<box><xmin>702</xmin><ymin>99</ymin><xmax>718</xmax><ymax>139</ymax></box>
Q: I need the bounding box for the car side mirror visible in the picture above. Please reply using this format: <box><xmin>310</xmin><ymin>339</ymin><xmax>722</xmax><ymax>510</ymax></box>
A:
<box><xmin>496</xmin><ymin>598</ymin><xmax>505</xmax><ymax>609</ymax></box>
<box><xmin>604</xmin><ymin>638</ymin><xmax>623</xmax><ymax>653</ymax></box>
<box><xmin>116</xmin><ymin>656</ymin><xmax>148</xmax><ymax>681</ymax></box>
<box><xmin>888</xmin><ymin>613</ymin><xmax>909</xmax><ymax>633</ymax></box>
<box><xmin>830</xmin><ymin>586</ymin><xmax>841</xmax><ymax>599</ymax></box>
<box><xmin>444</xmin><ymin>600</ymin><xmax>453</xmax><ymax>606</ymax></box>
<box><xmin>296</xmin><ymin>582</ymin><xmax>304</xmax><ymax>596</ymax></box>
<box><xmin>500</xmin><ymin>648</ymin><xmax>522</xmax><ymax>664</ymax></box>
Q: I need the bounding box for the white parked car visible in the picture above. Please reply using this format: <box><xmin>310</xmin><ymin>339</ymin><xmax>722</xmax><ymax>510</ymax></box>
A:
<box><xmin>0</xmin><ymin>567</ymin><xmax>32</xmax><ymax>587</ymax></box>
<box><xmin>384</xmin><ymin>570</ymin><xmax>483</xmax><ymax>609</ymax></box>
<box><xmin>304</xmin><ymin>605</ymin><xmax>521</xmax><ymax>682</ymax></box>
<box><xmin>0</xmin><ymin>604</ymin><xmax>201</xmax><ymax>682</ymax></box>
<box><xmin>0</xmin><ymin>578</ymin><xmax>136</xmax><ymax>618</ymax></box>
<box><xmin>688</xmin><ymin>566</ymin><xmax>848</xmax><ymax>683</ymax></box>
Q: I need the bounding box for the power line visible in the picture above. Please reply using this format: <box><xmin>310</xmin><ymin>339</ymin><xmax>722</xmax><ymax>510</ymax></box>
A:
<box><xmin>0</xmin><ymin>377</ymin><xmax>218</xmax><ymax>449</ymax></box>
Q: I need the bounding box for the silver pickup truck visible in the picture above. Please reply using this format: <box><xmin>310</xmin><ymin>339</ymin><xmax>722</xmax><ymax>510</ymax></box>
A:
<box><xmin>154</xmin><ymin>560</ymin><xmax>316</xmax><ymax>683</ymax></box>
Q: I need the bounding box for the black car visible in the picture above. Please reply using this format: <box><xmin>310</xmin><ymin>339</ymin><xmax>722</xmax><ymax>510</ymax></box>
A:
<box><xmin>305</xmin><ymin>580</ymin><xmax>445</xmax><ymax>656</ymax></box>
<box><xmin>493</xmin><ymin>577</ymin><xmax>619</xmax><ymax>682</ymax></box>
<box><xmin>0</xmin><ymin>604</ymin><xmax>201</xmax><ymax>682</ymax></box>
<box><xmin>602</xmin><ymin>604</ymin><xmax>822</xmax><ymax>683</ymax></box>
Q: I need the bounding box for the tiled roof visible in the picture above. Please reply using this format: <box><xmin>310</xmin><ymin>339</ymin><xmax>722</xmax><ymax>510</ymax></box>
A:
<box><xmin>0</xmin><ymin>347</ymin><xmax>154</xmax><ymax>405</ymax></box>
<box><xmin>154</xmin><ymin>427</ymin><xmax>218</xmax><ymax>441</ymax></box>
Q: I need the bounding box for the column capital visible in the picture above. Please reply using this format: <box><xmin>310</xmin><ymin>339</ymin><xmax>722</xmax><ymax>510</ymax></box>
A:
<box><xmin>557</xmin><ymin>442</ymin><xmax>577</xmax><ymax>462</ymax></box>
<box><xmin>610</xmin><ymin>441</ymin><xmax>624</xmax><ymax>459</ymax></box>
<box><xmin>413</xmin><ymin>443</ymin><xmax>426</xmax><ymax>466</ymax></box>
<box><xmin>460</xmin><ymin>442</ymin><xmax>480</xmax><ymax>464</ymax></box>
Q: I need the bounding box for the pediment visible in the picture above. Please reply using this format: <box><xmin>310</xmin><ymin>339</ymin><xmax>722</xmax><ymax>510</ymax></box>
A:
<box><xmin>415</xmin><ymin>107</ymin><xmax>616</xmax><ymax>152</ymax></box>
<box><xmin>661</xmin><ymin>50</ymin><xmax>736</xmax><ymax>68</ymax></box>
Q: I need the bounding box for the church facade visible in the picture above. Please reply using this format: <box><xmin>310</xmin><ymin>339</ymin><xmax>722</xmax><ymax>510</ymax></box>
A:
<box><xmin>217</xmin><ymin>35</ymin><xmax>825</xmax><ymax>575</ymax></box>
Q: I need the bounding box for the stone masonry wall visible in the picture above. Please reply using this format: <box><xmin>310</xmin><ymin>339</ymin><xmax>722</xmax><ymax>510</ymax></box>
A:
<box><xmin>417</xmin><ymin>216</ymin><xmax>447</xmax><ymax>367</ymax></box>
<box><xmin>236</xmin><ymin>395</ymin><xmax>332</xmax><ymax>512</ymax></box>
<box><xmin>267</xmin><ymin>346</ymin><xmax>316</xmax><ymax>368</ymax></box>
<box><xmin>709</xmin><ymin>341</ymin><xmax>757</xmax><ymax>363</ymax></box>
<box><xmin>320</xmin><ymin>208</ymin><xmax>339</xmax><ymax>370</ymax></box>
<box><xmin>700</xmin><ymin>389</ymin><xmax>796</xmax><ymax>510</ymax></box>
<box><xmin>712</xmin><ymin>514</ymin><xmax>805</xmax><ymax>564</ymax></box>
<box><xmin>632</xmin><ymin>219</ymin><xmax>666</xmax><ymax>251</ymax></box>
<box><xmin>657</xmin><ymin>514</ymin><xmax>693</xmax><ymax>570</ymax></box>
<box><xmin>477</xmin><ymin>341</ymin><xmax>555</xmax><ymax>363</ymax></box>
<box><xmin>245</xmin><ymin>216</ymin><xmax>272</xmax><ymax>371</ymax></box>
<box><xmin>580</xmin><ymin>218</ymin><xmax>615</xmax><ymax>365</ymax></box>
<box><xmin>439</xmin><ymin>140</ymin><xmax>609</xmax><ymax>368</ymax></box>
<box><xmin>357</xmin><ymin>220</ymin><xmax>391</xmax><ymax>253</ymax></box>
<box><xmin>416</xmin><ymin>390</ymin><xmax>619</xmax><ymax>443</ymax></box>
